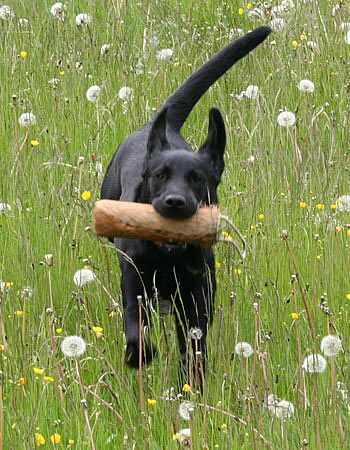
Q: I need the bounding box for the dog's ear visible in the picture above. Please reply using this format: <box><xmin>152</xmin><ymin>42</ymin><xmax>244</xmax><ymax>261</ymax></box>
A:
<box><xmin>147</xmin><ymin>107</ymin><xmax>170</xmax><ymax>156</ymax></box>
<box><xmin>198</xmin><ymin>108</ymin><xmax>226</xmax><ymax>179</ymax></box>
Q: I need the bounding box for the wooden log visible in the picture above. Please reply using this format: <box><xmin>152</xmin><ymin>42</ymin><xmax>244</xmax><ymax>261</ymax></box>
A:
<box><xmin>92</xmin><ymin>200</ymin><xmax>221</xmax><ymax>248</ymax></box>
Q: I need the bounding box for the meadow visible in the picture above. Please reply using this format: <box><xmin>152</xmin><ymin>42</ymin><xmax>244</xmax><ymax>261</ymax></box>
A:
<box><xmin>1</xmin><ymin>0</ymin><xmax>350</xmax><ymax>448</ymax></box>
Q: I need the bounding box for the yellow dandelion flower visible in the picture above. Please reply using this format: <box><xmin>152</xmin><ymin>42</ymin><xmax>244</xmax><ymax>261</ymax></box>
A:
<box><xmin>292</xmin><ymin>40</ymin><xmax>299</xmax><ymax>48</ymax></box>
<box><xmin>238</xmin><ymin>7</ymin><xmax>245</xmax><ymax>14</ymax></box>
<box><xmin>81</xmin><ymin>190</ymin><xmax>91</xmax><ymax>200</ymax></box>
<box><xmin>31</xmin><ymin>140</ymin><xmax>40</xmax><ymax>146</ymax></box>
<box><xmin>215</xmin><ymin>262</ymin><xmax>221</xmax><ymax>268</ymax></box>
<box><xmin>220</xmin><ymin>423</ymin><xmax>227</xmax><ymax>430</ymax></box>
<box><xmin>280</xmin><ymin>192</ymin><xmax>285</xmax><ymax>197</ymax></box>
<box><xmin>0</xmin><ymin>345</ymin><xmax>4</xmax><ymax>351</ymax></box>
<box><xmin>50</xmin><ymin>433</ymin><xmax>61</xmax><ymax>444</ymax></box>
<box><xmin>19</xmin><ymin>378</ymin><xmax>26</xmax><ymax>385</ymax></box>
<box><xmin>173</xmin><ymin>433</ymin><xmax>179</xmax><ymax>440</ymax></box>
<box><xmin>347</xmin><ymin>230</ymin><xmax>350</xmax><ymax>237</ymax></box>
<box><xmin>59</xmin><ymin>70</ymin><xmax>65</xmax><ymax>76</ymax></box>
<box><xmin>20</xmin><ymin>51</ymin><xmax>28</xmax><ymax>58</ymax></box>
<box><xmin>11</xmin><ymin>423</ymin><xmax>16</xmax><ymax>429</ymax></box>
<box><xmin>291</xmin><ymin>313</ymin><xmax>299</xmax><ymax>319</ymax></box>
<box><xmin>221</xmin><ymin>231</ymin><xmax>232</xmax><ymax>240</ymax></box>
<box><xmin>6</xmin><ymin>282</ymin><xmax>14</xmax><ymax>288</ymax></box>
<box><xmin>56</xmin><ymin>328</ymin><xmax>63</xmax><ymax>334</ymax></box>
<box><xmin>258</xmin><ymin>213</ymin><xmax>265</xmax><ymax>220</ymax></box>
<box><xmin>316</xmin><ymin>254</ymin><xmax>322</xmax><ymax>260</ymax></box>
<box><xmin>336</xmin><ymin>226</ymin><xmax>342</xmax><ymax>232</ymax></box>
<box><xmin>234</xmin><ymin>269</ymin><xmax>242</xmax><ymax>275</ymax></box>
<box><xmin>338</xmin><ymin>198</ymin><xmax>344</xmax><ymax>203</ymax></box>
<box><xmin>182</xmin><ymin>384</ymin><xmax>191</xmax><ymax>392</ymax></box>
<box><xmin>33</xmin><ymin>367</ymin><xmax>44</xmax><ymax>375</ymax></box>
<box><xmin>346</xmin><ymin>293</ymin><xmax>350</xmax><ymax>301</ymax></box>
<box><xmin>15</xmin><ymin>311</ymin><xmax>24</xmax><ymax>316</ymax></box>
<box><xmin>92</xmin><ymin>326</ymin><xmax>103</xmax><ymax>333</ymax></box>
<box><xmin>173</xmin><ymin>61</ymin><xmax>180</xmax><ymax>67</ymax></box>
<box><xmin>300</xmin><ymin>34</ymin><xmax>307</xmax><ymax>40</ymax></box>
<box><xmin>316</xmin><ymin>203</ymin><xmax>325</xmax><ymax>211</ymax></box>
<box><xmin>147</xmin><ymin>398</ymin><xmax>157</xmax><ymax>405</ymax></box>
<box><xmin>109</xmin><ymin>311</ymin><xmax>117</xmax><ymax>318</ymax></box>
<box><xmin>43</xmin><ymin>376</ymin><xmax>54</xmax><ymax>382</ymax></box>
<box><xmin>68</xmin><ymin>439</ymin><xmax>75</xmax><ymax>444</ymax></box>
<box><xmin>330</xmin><ymin>204</ymin><xmax>338</xmax><ymax>210</ymax></box>
<box><xmin>299</xmin><ymin>202</ymin><xmax>307</xmax><ymax>208</ymax></box>
<box><xmin>247</xmin><ymin>3</ymin><xmax>253</xmax><ymax>8</ymax></box>
<box><xmin>35</xmin><ymin>433</ymin><xmax>46</xmax><ymax>446</ymax></box>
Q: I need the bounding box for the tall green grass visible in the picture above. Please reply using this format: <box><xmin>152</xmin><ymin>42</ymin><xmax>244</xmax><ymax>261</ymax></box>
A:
<box><xmin>1</xmin><ymin>0</ymin><xmax>350</xmax><ymax>448</ymax></box>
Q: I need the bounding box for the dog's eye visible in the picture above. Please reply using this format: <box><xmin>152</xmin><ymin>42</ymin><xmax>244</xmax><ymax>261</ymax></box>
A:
<box><xmin>155</xmin><ymin>170</ymin><xmax>167</xmax><ymax>181</ymax></box>
<box><xmin>189</xmin><ymin>170</ymin><xmax>202</xmax><ymax>184</ymax></box>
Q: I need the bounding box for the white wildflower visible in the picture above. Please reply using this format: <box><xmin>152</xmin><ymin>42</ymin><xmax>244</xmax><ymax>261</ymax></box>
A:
<box><xmin>281</xmin><ymin>0</ymin><xmax>295</xmax><ymax>9</ymax></box>
<box><xmin>178</xmin><ymin>428</ymin><xmax>191</xmax><ymax>445</ymax></box>
<box><xmin>277</xmin><ymin>111</ymin><xmax>296</xmax><ymax>127</ymax></box>
<box><xmin>247</xmin><ymin>8</ymin><xmax>265</xmax><ymax>20</ymax></box>
<box><xmin>297</xmin><ymin>79</ymin><xmax>315</xmax><ymax>93</ymax></box>
<box><xmin>86</xmin><ymin>85</ymin><xmax>101</xmax><ymax>103</ymax></box>
<box><xmin>320</xmin><ymin>335</ymin><xmax>342</xmax><ymax>357</ymax></box>
<box><xmin>269</xmin><ymin>18</ymin><xmax>285</xmax><ymax>32</ymax></box>
<box><xmin>302</xmin><ymin>353</ymin><xmax>327</xmax><ymax>373</ymax></box>
<box><xmin>61</xmin><ymin>335</ymin><xmax>87</xmax><ymax>358</ymax></box>
<box><xmin>156</xmin><ymin>48</ymin><xmax>173</xmax><ymax>62</ymax></box>
<box><xmin>178</xmin><ymin>401</ymin><xmax>196</xmax><ymax>421</ymax></box>
<box><xmin>0</xmin><ymin>203</ymin><xmax>11</xmax><ymax>215</ymax></box>
<box><xmin>19</xmin><ymin>286</ymin><xmax>33</xmax><ymax>300</ymax></box>
<box><xmin>161</xmin><ymin>387</ymin><xmax>176</xmax><ymax>401</ymax></box>
<box><xmin>235</xmin><ymin>342</ymin><xmax>254</xmax><ymax>358</ymax></box>
<box><xmin>100</xmin><ymin>44</ymin><xmax>112</xmax><ymax>55</ymax></box>
<box><xmin>336</xmin><ymin>195</ymin><xmax>350</xmax><ymax>212</ymax></box>
<box><xmin>0</xmin><ymin>5</ymin><xmax>14</xmax><ymax>20</ymax></box>
<box><xmin>264</xmin><ymin>394</ymin><xmax>279</xmax><ymax>412</ymax></box>
<box><xmin>18</xmin><ymin>18</ymin><xmax>29</xmax><ymax>26</ymax></box>
<box><xmin>50</xmin><ymin>2</ymin><xmax>66</xmax><ymax>20</ymax></box>
<box><xmin>73</xmin><ymin>268</ymin><xmax>96</xmax><ymax>288</ymax></box>
<box><xmin>271</xmin><ymin>5</ymin><xmax>286</xmax><ymax>17</ymax></box>
<box><xmin>18</xmin><ymin>112</ymin><xmax>36</xmax><ymax>127</ymax></box>
<box><xmin>48</xmin><ymin>78</ymin><xmax>60</xmax><ymax>86</ymax></box>
<box><xmin>44</xmin><ymin>254</ymin><xmax>54</xmax><ymax>266</ymax></box>
<box><xmin>306</xmin><ymin>40</ymin><xmax>318</xmax><ymax>50</ymax></box>
<box><xmin>245</xmin><ymin>85</ymin><xmax>260</xmax><ymax>99</ymax></box>
<box><xmin>274</xmin><ymin>400</ymin><xmax>295</xmax><ymax>420</ymax></box>
<box><xmin>75</xmin><ymin>13</ymin><xmax>92</xmax><ymax>26</ymax></box>
<box><xmin>247</xmin><ymin>155</ymin><xmax>255</xmax><ymax>163</ymax></box>
<box><xmin>229</xmin><ymin>28</ymin><xmax>244</xmax><ymax>39</ymax></box>
<box><xmin>190</xmin><ymin>327</ymin><xmax>203</xmax><ymax>340</ymax></box>
<box><xmin>118</xmin><ymin>86</ymin><xmax>134</xmax><ymax>102</ymax></box>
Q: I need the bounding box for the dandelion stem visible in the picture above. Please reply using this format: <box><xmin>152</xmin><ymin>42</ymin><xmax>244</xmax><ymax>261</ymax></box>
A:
<box><xmin>138</xmin><ymin>297</ymin><xmax>148</xmax><ymax>446</ymax></box>
<box><xmin>71</xmin><ymin>159</ymin><xmax>84</xmax><ymax>258</ymax></box>
<box><xmin>313</xmin><ymin>373</ymin><xmax>322</xmax><ymax>450</ymax></box>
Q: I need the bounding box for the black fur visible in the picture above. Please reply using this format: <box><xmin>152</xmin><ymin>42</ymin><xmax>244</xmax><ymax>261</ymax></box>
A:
<box><xmin>101</xmin><ymin>27</ymin><xmax>271</xmax><ymax>376</ymax></box>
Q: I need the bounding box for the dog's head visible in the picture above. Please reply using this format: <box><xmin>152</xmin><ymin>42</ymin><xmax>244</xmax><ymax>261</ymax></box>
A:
<box><xmin>141</xmin><ymin>107</ymin><xmax>226</xmax><ymax>219</ymax></box>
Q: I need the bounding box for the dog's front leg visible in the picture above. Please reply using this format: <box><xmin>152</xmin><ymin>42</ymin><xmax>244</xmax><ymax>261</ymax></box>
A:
<box><xmin>119</xmin><ymin>253</ymin><xmax>156</xmax><ymax>367</ymax></box>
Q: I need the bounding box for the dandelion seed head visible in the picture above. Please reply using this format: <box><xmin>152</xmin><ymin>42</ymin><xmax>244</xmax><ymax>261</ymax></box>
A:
<box><xmin>156</xmin><ymin>48</ymin><xmax>173</xmax><ymax>61</ymax></box>
<box><xmin>245</xmin><ymin>85</ymin><xmax>260</xmax><ymax>99</ymax></box>
<box><xmin>298</xmin><ymin>79</ymin><xmax>315</xmax><ymax>93</ymax></box>
<box><xmin>73</xmin><ymin>268</ymin><xmax>96</xmax><ymax>287</ymax></box>
<box><xmin>75</xmin><ymin>13</ymin><xmax>92</xmax><ymax>26</ymax></box>
<box><xmin>18</xmin><ymin>112</ymin><xmax>36</xmax><ymax>127</ymax></box>
<box><xmin>86</xmin><ymin>85</ymin><xmax>101</xmax><ymax>103</ymax></box>
<box><xmin>228</xmin><ymin>28</ymin><xmax>244</xmax><ymax>39</ymax></box>
<box><xmin>320</xmin><ymin>335</ymin><xmax>342</xmax><ymax>357</ymax></box>
<box><xmin>277</xmin><ymin>111</ymin><xmax>296</xmax><ymax>127</ymax></box>
<box><xmin>178</xmin><ymin>401</ymin><xmax>196</xmax><ymax>421</ymax></box>
<box><xmin>269</xmin><ymin>18</ymin><xmax>285</xmax><ymax>32</ymax></box>
<box><xmin>61</xmin><ymin>335</ymin><xmax>87</xmax><ymax>358</ymax></box>
<box><xmin>100</xmin><ymin>43</ymin><xmax>112</xmax><ymax>55</ymax></box>
<box><xmin>302</xmin><ymin>353</ymin><xmax>327</xmax><ymax>373</ymax></box>
<box><xmin>234</xmin><ymin>341</ymin><xmax>254</xmax><ymax>358</ymax></box>
<box><xmin>274</xmin><ymin>400</ymin><xmax>295</xmax><ymax>420</ymax></box>
<box><xmin>118</xmin><ymin>86</ymin><xmax>134</xmax><ymax>102</ymax></box>
<box><xmin>0</xmin><ymin>203</ymin><xmax>11</xmax><ymax>215</ymax></box>
<box><xmin>0</xmin><ymin>5</ymin><xmax>14</xmax><ymax>21</ymax></box>
<box><xmin>50</xmin><ymin>3</ymin><xmax>66</xmax><ymax>20</ymax></box>
<box><xmin>190</xmin><ymin>327</ymin><xmax>203</xmax><ymax>340</ymax></box>
<box><xmin>178</xmin><ymin>428</ymin><xmax>191</xmax><ymax>445</ymax></box>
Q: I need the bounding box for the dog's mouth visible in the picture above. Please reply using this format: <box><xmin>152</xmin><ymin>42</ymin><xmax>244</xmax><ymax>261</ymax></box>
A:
<box><xmin>156</xmin><ymin>240</ymin><xmax>188</xmax><ymax>255</ymax></box>
<box><xmin>152</xmin><ymin>196</ymin><xmax>199</xmax><ymax>219</ymax></box>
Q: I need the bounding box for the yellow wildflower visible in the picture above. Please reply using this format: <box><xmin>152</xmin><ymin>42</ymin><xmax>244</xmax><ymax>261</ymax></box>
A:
<box><xmin>346</xmin><ymin>293</ymin><xmax>350</xmax><ymax>301</ymax></box>
<box><xmin>11</xmin><ymin>423</ymin><xmax>16</xmax><ymax>429</ymax></box>
<box><xmin>19</xmin><ymin>378</ymin><xmax>26</xmax><ymax>385</ymax></box>
<box><xmin>35</xmin><ymin>433</ymin><xmax>46</xmax><ymax>446</ymax></box>
<box><xmin>221</xmin><ymin>231</ymin><xmax>232</xmax><ymax>240</ymax></box>
<box><xmin>43</xmin><ymin>376</ymin><xmax>54</xmax><ymax>382</ymax></box>
<box><xmin>234</xmin><ymin>269</ymin><xmax>242</xmax><ymax>275</ymax></box>
<box><xmin>330</xmin><ymin>204</ymin><xmax>338</xmax><ymax>210</ymax></box>
<box><xmin>238</xmin><ymin>7</ymin><xmax>245</xmax><ymax>14</ymax></box>
<box><xmin>316</xmin><ymin>203</ymin><xmax>325</xmax><ymax>210</ymax></box>
<box><xmin>258</xmin><ymin>213</ymin><xmax>265</xmax><ymax>220</ymax></box>
<box><xmin>81</xmin><ymin>190</ymin><xmax>91</xmax><ymax>200</ymax></box>
<box><xmin>292</xmin><ymin>40</ymin><xmax>299</xmax><ymax>48</ymax></box>
<box><xmin>68</xmin><ymin>439</ymin><xmax>75</xmax><ymax>444</ymax></box>
<box><xmin>92</xmin><ymin>326</ymin><xmax>103</xmax><ymax>333</ymax></box>
<box><xmin>220</xmin><ymin>423</ymin><xmax>227</xmax><ymax>430</ymax></box>
<box><xmin>291</xmin><ymin>313</ymin><xmax>299</xmax><ymax>319</ymax></box>
<box><xmin>31</xmin><ymin>140</ymin><xmax>40</xmax><ymax>146</ymax></box>
<box><xmin>147</xmin><ymin>398</ymin><xmax>157</xmax><ymax>405</ymax></box>
<box><xmin>33</xmin><ymin>367</ymin><xmax>44</xmax><ymax>375</ymax></box>
<box><xmin>215</xmin><ymin>262</ymin><xmax>221</xmax><ymax>268</ymax></box>
<box><xmin>20</xmin><ymin>51</ymin><xmax>28</xmax><ymax>58</ymax></box>
<box><xmin>182</xmin><ymin>384</ymin><xmax>191</xmax><ymax>393</ymax></box>
<box><xmin>56</xmin><ymin>328</ymin><xmax>63</xmax><ymax>334</ymax></box>
<box><xmin>247</xmin><ymin>3</ymin><xmax>253</xmax><ymax>8</ymax></box>
<box><xmin>15</xmin><ymin>311</ymin><xmax>24</xmax><ymax>316</ymax></box>
<box><xmin>59</xmin><ymin>70</ymin><xmax>65</xmax><ymax>75</ymax></box>
<box><xmin>347</xmin><ymin>230</ymin><xmax>350</xmax><ymax>237</ymax></box>
<box><xmin>300</xmin><ymin>34</ymin><xmax>307</xmax><ymax>40</ymax></box>
<box><xmin>50</xmin><ymin>433</ymin><xmax>61</xmax><ymax>444</ymax></box>
<box><xmin>173</xmin><ymin>61</ymin><xmax>180</xmax><ymax>67</ymax></box>
<box><xmin>336</xmin><ymin>226</ymin><xmax>342</xmax><ymax>232</ymax></box>
<box><xmin>0</xmin><ymin>345</ymin><xmax>4</xmax><ymax>351</ymax></box>
<box><xmin>299</xmin><ymin>202</ymin><xmax>307</xmax><ymax>208</ymax></box>
<box><xmin>173</xmin><ymin>433</ymin><xmax>179</xmax><ymax>440</ymax></box>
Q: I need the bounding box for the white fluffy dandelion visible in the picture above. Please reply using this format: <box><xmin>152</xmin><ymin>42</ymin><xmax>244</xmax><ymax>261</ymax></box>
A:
<box><xmin>178</xmin><ymin>401</ymin><xmax>196</xmax><ymax>421</ymax></box>
<box><xmin>269</xmin><ymin>18</ymin><xmax>286</xmax><ymax>32</ymax></box>
<box><xmin>86</xmin><ymin>85</ymin><xmax>101</xmax><ymax>103</ymax></box>
<box><xmin>336</xmin><ymin>194</ymin><xmax>350</xmax><ymax>212</ymax></box>
<box><xmin>245</xmin><ymin>85</ymin><xmax>260</xmax><ymax>99</ymax></box>
<box><xmin>264</xmin><ymin>394</ymin><xmax>279</xmax><ymax>412</ymax></box>
<box><xmin>18</xmin><ymin>112</ymin><xmax>36</xmax><ymax>127</ymax></box>
<box><xmin>118</xmin><ymin>86</ymin><xmax>133</xmax><ymax>102</ymax></box>
<box><xmin>0</xmin><ymin>5</ymin><xmax>14</xmax><ymax>20</ymax></box>
<box><xmin>302</xmin><ymin>353</ymin><xmax>327</xmax><ymax>373</ymax></box>
<box><xmin>100</xmin><ymin>43</ymin><xmax>112</xmax><ymax>55</ymax></box>
<box><xmin>50</xmin><ymin>2</ymin><xmax>66</xmax><ymax>20</ymax></box>
<box><xmin>274</xmin><ymin>400</ymin><xmax>295</xmax><ymax>420</ymax></box>
<box><xmin>277</xmin><ymin>111</ymin><xmax>296</xmax><ymax>127</ymax></box>
<box><xmin>341</xmin><ymin>22</ymin><xmax>350</xmax><ymax>32</ymax></box>
<box><xmin>75</xmin><ymin>13</ymin><xmax>92</xmax><ymax>26</ymax></box>
<box><xmin>190</xmin><ymin>327</ymin><xmax>203</xmax><ymax>340</ymax></box>
<box><xmin>61</xmin><ymin>335</ymin><xmax>87</xmax><ymax>358</ymax></box>
<box><xmin>297</xmin><ymin>79</ymin><xmax>315</xmax><ymax>93</ymax></box>
<box><xmin>320</xmin><ymin>335</ymin><xmax>342</xmax><ymax>357</ymax></box>
<box><xmin>178</xmin><ymin>428</ymin><xmax>191</xmax><ymax>445</ymax></box>
<box><xmin>156</xmin><ymin>48</ymin><xmax>173</xmax><ymax>61</ymax></box>
<box><xmin>73</xmin><ymin>268</ymin><xmax>96</xmax><ymax>288</ymax></box>
<box><xmin>234</xmin><ymin>342</ymin><xmax>254</xmax><ymax>358</ymax></box>
<box><xmin>0</xmin><ymin>203</ymin><xmax>11</xmax><ymax>215</ymax></box>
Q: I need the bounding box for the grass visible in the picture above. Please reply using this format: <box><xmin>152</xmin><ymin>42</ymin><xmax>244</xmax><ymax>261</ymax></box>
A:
<box><xmin>1</xmin><ymin>0</ymin><xmax>350</xmax><ymax>448</ymax></box>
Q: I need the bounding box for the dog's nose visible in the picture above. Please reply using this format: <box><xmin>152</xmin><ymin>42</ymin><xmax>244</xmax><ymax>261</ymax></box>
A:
<box><xmin>165</xmin><ymin>194</ymin><xmax>186</xmax><ymax>208</ymax></box>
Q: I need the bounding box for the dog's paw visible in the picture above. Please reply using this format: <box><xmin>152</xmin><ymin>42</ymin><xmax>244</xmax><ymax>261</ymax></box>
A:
<box><xmin>125</xmin><ymin>342</ymin><xmax>157</xmax><ymax>367</ymax></box>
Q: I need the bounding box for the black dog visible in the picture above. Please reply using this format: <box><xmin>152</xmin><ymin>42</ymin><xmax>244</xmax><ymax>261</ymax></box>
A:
<box><xmin>101</xmin><ymin>27</ymin><xmax>271</xmax><ymax>376</ymax></box>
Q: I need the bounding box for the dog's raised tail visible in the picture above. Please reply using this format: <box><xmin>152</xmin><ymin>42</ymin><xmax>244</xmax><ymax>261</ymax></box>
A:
<box><xmin>162</xmin><ymin>26</ymin><xmax>271</xmax><ymax>131</ymax></box>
